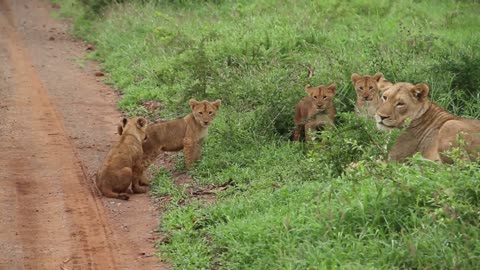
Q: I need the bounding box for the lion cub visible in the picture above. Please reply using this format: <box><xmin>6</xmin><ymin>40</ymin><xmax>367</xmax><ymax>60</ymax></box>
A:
<box><xmin>293</xmin><ymin>83</ymin><xmax>336</xmax><ymax>142</ymax></box>
<box><xmin>351</xmin><ymin>72</ymin><xmax>393</xmax><ymax>119</ymax></box>
<box><xmin>122</xmin><ymin>99</ymin><xmax>221</xmax><ymax>186</ymax></box>
<box><xmin>96</xmin><ymin>117</ymin><xmax>148</xmax><ymax>200</ymax></box>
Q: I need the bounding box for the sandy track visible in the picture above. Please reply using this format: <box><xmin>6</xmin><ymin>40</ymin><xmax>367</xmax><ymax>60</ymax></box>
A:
<box><xmin>0</xmin><ymin>0</ymin><xmax>167</xmax><ymax>269</ymax></box>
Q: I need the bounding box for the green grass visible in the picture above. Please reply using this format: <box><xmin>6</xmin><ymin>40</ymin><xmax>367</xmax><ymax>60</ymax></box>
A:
<box><xmin>52</xmin><ymin>0</ymin><xmax>480</xmax><ymax>269</ymax></box>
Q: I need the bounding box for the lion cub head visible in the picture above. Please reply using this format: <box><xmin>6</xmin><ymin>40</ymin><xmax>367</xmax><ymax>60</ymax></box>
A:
<box><xmin>351</xmin><ymin>72</ymin><xmax>391</xmax><ymax>101</ymax></box>
<box><xmin>304</xmin><ymin>83</ymin><xmax>336</xmax><ymax>112</ymax></box>
<box><xmin>375</xmin><ymin>82</ymin><xmax>430</xmax><ymax>130</ymax></box>
<box><xmin>117</xmin><ymin>117</ymin><xmax>149</xmax><ymax>141</ymax></box>
<box><xmin>189</xmin><ymin>99</ymin><xmax>222</xmax><ymax>127</ymax></box>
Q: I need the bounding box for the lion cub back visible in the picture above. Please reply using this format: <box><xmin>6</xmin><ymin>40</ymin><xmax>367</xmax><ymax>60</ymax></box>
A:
<box><xmin>96</xmin><ymin>117</ymin><xmax>148</xmax><ymax>200</ymax></box>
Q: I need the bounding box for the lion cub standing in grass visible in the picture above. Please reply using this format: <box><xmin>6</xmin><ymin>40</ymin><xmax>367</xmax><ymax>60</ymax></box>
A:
<box><xmin>351</xmin><ymin>72</ymin><xmax>393</xmax><ymax>119</ymax></box>
<box><xmin>123</xmin><ymin>99</ymin><xmax>221</xmax><ymax>186</ymax></box>
<box><xmin>293</xmin><ymin>83</ymin><xmax>336</xmax><ymax>142</ymax></box>
<box><xmin>96</xmin><ymin>117</ymin><xmax>148</xmax><ymax>200</ymax></box>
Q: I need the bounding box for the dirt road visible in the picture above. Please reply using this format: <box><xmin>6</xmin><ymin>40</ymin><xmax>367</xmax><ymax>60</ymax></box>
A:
<box><xmin>0</xmin><ymin>0</ymin><xmax>167</xmax><ymax>269</ymax></box>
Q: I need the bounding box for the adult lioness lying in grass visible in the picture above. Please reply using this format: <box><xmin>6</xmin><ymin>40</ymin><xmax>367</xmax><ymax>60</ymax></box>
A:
<box><xmin>351</xmin><ymin>72</ymin><xmax>393</xmax><ymax>119</ymax></box>
<box><xmin>375</xmin><ymin>82</ymin><xmax>480</xmax><ymax>163</ymax></box>
<box><xmin>96</xmin><ymin>117</ymin><xmax>148</xmax><ymax>200</ymax></box>
<box><xmin>293</xmin><ymin>83</ymin><xmax>336</xmax><ymax>142</ymax></box>
<box><xmin>119</xmin><ymin>99</ymin><xmax>221</xmax><ymax>186</ymax></box>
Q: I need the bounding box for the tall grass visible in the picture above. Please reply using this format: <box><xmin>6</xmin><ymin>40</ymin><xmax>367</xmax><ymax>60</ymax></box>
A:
<box><xmin>53</xmin><ymin>0</ymin><xmax>480</xmax><ymax>269</ymax></box>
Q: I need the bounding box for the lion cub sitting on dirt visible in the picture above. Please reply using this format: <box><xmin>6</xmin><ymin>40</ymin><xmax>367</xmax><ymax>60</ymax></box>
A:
<box><xmin>119</xmin><ymin>99</ymin><xmax>221</xmax><ymax>186</ymax></box>
<box><xmin>351</xmin><ymin>72</ymin><xmax>393</xmax><ymax>119</ymax></box>
<box><xmin>96</xmin><ymin>117</ymin><xmax>148</xmax><ymax>200</ymax></box>
<box><xmin>293</xmin><ymin>83</ymin><xmax>336</xmax><ymax>142</ymax></box>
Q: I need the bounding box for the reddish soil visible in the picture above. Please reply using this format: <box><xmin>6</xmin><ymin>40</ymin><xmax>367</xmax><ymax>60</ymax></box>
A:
<box><xmin>0</xmin><ymin>0</ymin><xmax>169</xmax><ymax>269</ymax></box>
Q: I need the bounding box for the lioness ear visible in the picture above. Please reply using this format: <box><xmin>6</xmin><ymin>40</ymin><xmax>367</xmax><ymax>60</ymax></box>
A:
<box><xmin>411</xmin><ymin>83</ymin><xmax>429</xmax><ymax>101</ymax></box>
<box><xmin>211</xmin><ymin>99</ymin><xmax>221</xmax><ymax>110</ymax></box>
<box><xmin>327</xmin><ymin>82</ymin><xmax>337</xmax><ymax>95</ymax></box>
<box><xmin>373</xmin><ymin>72</ymin><xmax>384</xmax><ymax>82</ymax></box>
<box><xmin>122</xmin><ymin>117</ymin><xmax>128</xmax><ymax>127</ymax></box>
<box><xmin>351</xmin><ymin>73</ymin><xmax>361</xmax><ymax>84</ymax></box>
<box><xmin>117</xmin><ymin>124</ymin><xmax>124</xmax><ymax>135</ymax></box>
<box><xmin>189</xmin><ymin>99</ymin><xmax>199</xmax><ymax>110</ymax></box>
<box><xmin>136</xmin><ymin>117</ymin><xmax>148</xmax><ymax>128</ymax></box>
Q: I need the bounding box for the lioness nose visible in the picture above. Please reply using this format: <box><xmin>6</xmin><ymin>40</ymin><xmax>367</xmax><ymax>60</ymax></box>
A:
<box><xmin>379</xmin><ymin>115</ymin><xmax>389</xmax><ymax>121</ymax></box>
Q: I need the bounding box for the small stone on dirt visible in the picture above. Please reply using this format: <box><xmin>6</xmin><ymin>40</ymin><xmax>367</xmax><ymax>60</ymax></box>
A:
<box><xmin>48</xmin><ymin>36</ymin><xmax>55</xmax><ymax>41</ymax></box>
<box><xmin>95</xmin><ymin>71</ymin><xmax>105</xmax><ymax>77</ymax></box>
<box><xmin>86</xmin><ymin>44</ymin><xmax>95</xmax><ymax>51</ymax></box>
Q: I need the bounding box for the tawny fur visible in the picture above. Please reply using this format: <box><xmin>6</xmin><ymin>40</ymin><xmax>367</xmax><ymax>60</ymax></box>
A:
<box><xmin>351</xmin><ymin>72</ymin><xmax>393</xmax><ymax>119</ymax></box>
<box><xmin>121</xmin><ymin>99</ymin><xmax>221</xmax><ymax>186</ymax></box>
<box><xmin>293</xmin><ymin>83</ymin><xmax>336</xmax><ymax>142</ymax></box>
<box><xmin>375</xmin><ymin>82</ymin><xmax>480</xmax><ymax>163</ymax></box>
<box><xmin>96</xmin><ymin>117</ymin><xmax>148</xmax><ymax>200</ymax></box>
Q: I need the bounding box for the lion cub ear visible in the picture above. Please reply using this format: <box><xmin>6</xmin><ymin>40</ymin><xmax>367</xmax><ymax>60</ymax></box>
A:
<box><xmin>327</xmin><ymin>82</ymin><xmax>337</xmax><ymax>96</ymax></box>
<box><xmin>351</xmin><ymin>73</ymin><xmax>361</xmax><ymax>84</ymax></box>
<box><xmin>211</xmin><ymin>99</ymin><xmax>221</xmax><ymax>110</ymax></box>
<box><xmin>121</xmin><ymin>117</ymin><xmax>128</xmax><ymax>127</ymax></box>
<box><xmin>304</xmin><ymin>84</ymin><xmax>314</xmax><ymax>95</ymax></box>
<box><xmin>189</xmin><ymin>99</ymin><xmax>199</xmax><ymax>110</ymax></box>
<box><xmin>136</xmin><ymin>117</ymin><xmax>148</xmax><ymax>128</ymax></box>
<box><xmin>411</xmin><ymin>83</ymin><xmax>430</xmax><ymax>101</ymax></box>
<box><xmin>373</xmin><ymin>72</ymin><xmax>385</xmax><ymax>82</ymax></box>
<box><xmin>117</xmin><ymin>124</ymin><xmax>124</xmax><ymax>135</ymax></box>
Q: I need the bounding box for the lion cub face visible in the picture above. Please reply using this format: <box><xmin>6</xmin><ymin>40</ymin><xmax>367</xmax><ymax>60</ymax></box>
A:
<box><xmin>118</xmin><ymin>117</ymin><xmax>148</xmax><ymax>141</ymax></box>
<box><xmin>375</xmin><ymin>83</ymin><xmax>430</xmax><ymax>130</ymax></box>
<box><xmin>189</xmin><ymin>99</ymin><xmax>222</xmax><ymax>127</ymax></box>
<box><xmin>351</xmin><ymin>72</ymin><xmax>386</xmax><ymax>101</ymax></box>
<box><xmin>305</xmin><ymin>83</ymin><xmax>336</xmax><ymax>112</ymax></box>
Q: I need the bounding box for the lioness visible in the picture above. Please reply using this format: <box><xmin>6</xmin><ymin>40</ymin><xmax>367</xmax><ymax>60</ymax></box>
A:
<box><xmin>293</xmin><ymin>83</ymin><xmax>336</xmax><ymax>142</ymax></box>
<box><xmin>351</xmin><ymin>72</ymin><xmax>393</xmax><ymax>119</ymax></box>
<box><xmin>120</xmin><ymin>99</ymin><xmax>221</xmax><ymax>186</ymax></box>
<box><xmin>375</xmin><ymin>82</ymin><xmax>480</xmax><ymax>163</ymax></box>
<box><xmin>96</xmin><ymin>117</ymin><xmax>148</xmax><ymax>200</ymax></box>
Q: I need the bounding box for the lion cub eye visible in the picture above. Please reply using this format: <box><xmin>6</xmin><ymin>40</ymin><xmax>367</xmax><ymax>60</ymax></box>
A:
<box><xmin>208</xmin><ymin>111</ymin><xmax>213</xmax><ymax>115</ymax></box>
<box><xmin>359</xmin><ymin>86</ymin><xmax>364</xmax><ymax>90</ymax></box>
<box><xmin>369</xmin><ymin>86</ymin><xmax>373</xmax><ymax>90</ymax></box>
<box><xmin>382</xmin><ymin>95</ymin><xmax>387</xmax><ymax>102</ymax></box>
<box><xmin>313</xmin><ymin>95</ymin><xmax>317</xmax><ymax>99</ymax></box>
<box><xmin>323</xmin><ymin>96</ymin><xmax>327</xmax><ymax>100</ymax></box>
<box><xmin>199</xmin><ymin>112</ymin><xmax>203</xmax><ymax>115</ymax></box>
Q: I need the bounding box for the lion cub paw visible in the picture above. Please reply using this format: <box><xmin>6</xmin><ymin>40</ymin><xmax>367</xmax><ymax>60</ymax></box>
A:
<box><xmin>118</xmin><ymin>193</ymin><xmax>130</xmax><ymax>200</ymax></box>
<box><xmin>133</xmin><ymin>185</ymin><xmax>148</xmax><ymax>194</ymax></box>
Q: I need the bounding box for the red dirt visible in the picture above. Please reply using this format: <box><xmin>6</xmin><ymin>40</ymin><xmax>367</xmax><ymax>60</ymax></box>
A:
<box><xmin>0</xmin><ymin>0</ymin><xmax>168</xmax><ymax>269</ymax></box>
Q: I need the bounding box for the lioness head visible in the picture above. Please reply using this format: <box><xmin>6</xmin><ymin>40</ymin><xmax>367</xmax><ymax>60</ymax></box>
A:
<box><xmin>304</xmin><ymin>83</ymin><xmax>336</xmax><ymax>112</ymax></box>
<box><xmin>375</xmin><ymin>82</ymin><xmax>431</xmax><ymax>130</ymax></box>
<box><xmin>118</xmin><ymin>117</ymin><xmax>149</xmax><ymax>141</ymax></box>
<box><xmin>351</xmin><ymin>72</ymin><xmax>387</xmax><ymax>101</ymax></box>
<box><xmin>189</xmin><ymin>99</ymin><xmax>221</xmax><ymax>127</ymax></box>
